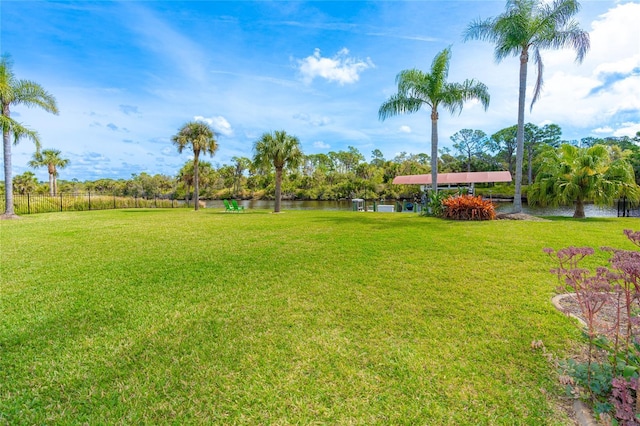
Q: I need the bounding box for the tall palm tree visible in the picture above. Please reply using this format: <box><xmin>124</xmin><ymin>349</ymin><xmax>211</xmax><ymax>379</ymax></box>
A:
<box><xmin>464</xmin><ymin>0</ymin><xmax>590</xmax><ymax>212</ymax></box>
<box><xmin>253</xmin><ymin>130</ymin><xmax>303</xmax><ymax>213</ymax></box>
<box><xmin>28</xmin><ymin>148</ymin><xmax>69</xmax><ymax>196</ymax></box>
<box><xmin>527</xmin><ymin>144</ymin><xmax>639</xmax><ymax>218</ymax></box>
<box><xmin>171</xmin><ymin>121</ymin><xmax>218</xmax><ymax>211</ymax></box>
<box><xmin>378</xmin><ymin>47</ymin><xmax>490</xmax><ymax>193</ymax></box>
<box><xmin>1</xmin><ymin>54</ymin><xmax>59</xmax><ymax>218</ymax></box>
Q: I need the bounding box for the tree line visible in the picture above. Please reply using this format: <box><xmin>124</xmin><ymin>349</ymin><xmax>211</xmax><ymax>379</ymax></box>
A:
<box><xmin>8</xmin><ymin>129</ymin><xmax>640</xmax><ymax>204</ymax></box>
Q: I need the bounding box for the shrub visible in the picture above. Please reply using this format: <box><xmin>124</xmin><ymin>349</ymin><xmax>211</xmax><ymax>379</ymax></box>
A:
<box><xmin>545</xmin><ymin>230</ymin><xmax>640</xmax><ymax>424</ymax></box>
<box><xmin>441</xmin><ymin>194</ymin><xmax>496</xmax><ymax>220</ymax></box>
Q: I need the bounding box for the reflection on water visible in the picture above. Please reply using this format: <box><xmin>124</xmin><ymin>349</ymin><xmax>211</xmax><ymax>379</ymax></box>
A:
<box><xmin>205</xmin><ymin>199</ymin><xmax>620</xmax><ymax>217</ymax></box>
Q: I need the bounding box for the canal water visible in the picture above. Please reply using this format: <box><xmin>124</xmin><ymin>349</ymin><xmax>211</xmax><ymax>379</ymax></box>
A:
<box><xmin>205</xmin><ymin>199</ymin><xmax>622</xmax><ymax>217</ymax></box>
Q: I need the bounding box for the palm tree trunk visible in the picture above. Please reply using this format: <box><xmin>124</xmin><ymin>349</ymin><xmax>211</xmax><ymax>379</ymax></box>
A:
<box><xmin>467</xmin><ymin>153</ymin><xmax>472</xmax><ymax>173</ymax></box>
<box><xmin>430</xmin><ymin>108</ymin><xmax>439</xmax><ymax>194</ymax></box>
<box><xmin>48</xmin><ymin>163</ymin><xmax>56</xmax><ymax>196</ymax></box>
<box><xmin>274</xmin><ymin>167</ymin><xmax>283</xmax><ymax>213</ymax></box>
<box><xmin>573</xmin><ymin>197</ymin><xmax>585</xmax><ymax>218</ymax></box>
<box><xmin>513</xmin><ymin>48</ymin><xmax>528</xmax><ymax>214</ymax></box>
<box><xmin>193</xmin><ymin>155</ymin><xmax>200</xmax><ymax>211</ymax></box>
<box><xmin>2</xmin><ymin>119</ymin><xmax>17</xmax><ymax>218</ymax></box>
<box><xmin>49</xmin><ymin>173</ymin><xmax>55</xmax><ymax>197</ymax></box>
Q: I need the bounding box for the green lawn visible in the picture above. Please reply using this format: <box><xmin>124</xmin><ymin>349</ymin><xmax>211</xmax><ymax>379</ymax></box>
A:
<box><xmin>1</xmin><ymin>209</ymin><xmax>637</xmax><ymax>424</ymax></box>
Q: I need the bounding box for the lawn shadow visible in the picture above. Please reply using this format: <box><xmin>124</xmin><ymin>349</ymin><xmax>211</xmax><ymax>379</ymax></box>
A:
<box><xmin>309</xmin><ymin>212</ymin><xmax>453</xmax><ymax>230</ymax></box>
<box><xmin>119</xmin><ymin>209</ymin><xmax>169</xmax><ymax>213</ymax></box>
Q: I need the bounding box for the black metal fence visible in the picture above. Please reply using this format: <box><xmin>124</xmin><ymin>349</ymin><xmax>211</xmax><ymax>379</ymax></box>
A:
<box><xmin>0</xmin><ymin>192</ymin><xmax>187</xmax><ymax>215</ymax></box>
<box><xmin>617</xmin><ymin>197</ymin><xmax>640</xmax><ymax>217</ymax></box>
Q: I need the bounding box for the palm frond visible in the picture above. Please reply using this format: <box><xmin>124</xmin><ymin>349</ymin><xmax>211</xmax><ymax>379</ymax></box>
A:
<box><xmin>0</xmin><ymin>115</ymin><xmax>40</xmax><ymax>148</ymax></box>
<box><xmin>252</xmin><ymin>130</ymin><xmax>303</xmax><ymax>170</ymax></box>
<box><xmin>13</xmin><ymin>81</ymin><xmax>59</xmax><ymax>115</ymax></box>
<box><xmin>378</xmin><ymin>94</ymin><xmax>425</xmax><ymax>120</ymax></box>
<box><xmin>463</xmin><ymin>18</ymin><xmax>497</xmax><ymax>43</ymax></box>
<box><xmin>530</xmin><ymin>47</ymin><xmax>544</xmax><ymax>108</ymax></box>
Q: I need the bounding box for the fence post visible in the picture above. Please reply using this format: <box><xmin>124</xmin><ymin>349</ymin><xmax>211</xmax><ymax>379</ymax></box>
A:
<box><xmin>27</xmin><ymin>193</ymin><xmax>31</xmax><ymax>214</ymax></box>
<box><xmin>88</xmin><ymin>190</ymin><xmax>91</xmax><ymax>211</ymax></box>
<box><xmin>60</xmin><ymin>193</ymin><xmax>63</xmax><ymax>212</ymax></box>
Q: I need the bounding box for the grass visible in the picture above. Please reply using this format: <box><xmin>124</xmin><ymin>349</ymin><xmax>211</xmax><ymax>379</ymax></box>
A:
<box><xmin>1</xmin><ymin>208</ymin><xmax>637</xmax><ymax>424</ymax></box>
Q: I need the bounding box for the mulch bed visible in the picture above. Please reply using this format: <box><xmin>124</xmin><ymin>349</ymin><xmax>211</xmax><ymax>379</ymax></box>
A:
<box><xmin>552</xmin><ymin>293</ymin><xmax>640</xmax><ymax>339</ymax></box>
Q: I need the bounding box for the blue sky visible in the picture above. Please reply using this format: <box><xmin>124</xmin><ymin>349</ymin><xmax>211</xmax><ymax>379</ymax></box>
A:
<box><xmin>3</xmin><ymin>0</ymin><xmax>640</xmax><ymax>181</ymax></box>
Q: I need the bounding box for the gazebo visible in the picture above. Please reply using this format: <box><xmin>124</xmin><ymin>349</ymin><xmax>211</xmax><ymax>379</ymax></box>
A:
<box><xmin>393</xmin><ymin>171</ymin><xmax>512</xmax><ymax>194</ymax></box>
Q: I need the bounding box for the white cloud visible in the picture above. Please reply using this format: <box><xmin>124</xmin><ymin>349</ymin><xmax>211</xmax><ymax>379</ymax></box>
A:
<box><xmin>613</xmin><ymin>122</ymin><xmax>640</xmax><ymax>138</ymax></box>
<box><xmin>313</xmin><ymin>141</ymin><xmax>330</xmax><ymax>149</ymax></box>
<box><xmin>399</xmin><ymin>125</ymin><xmax>411</xmax><ymax>133</ymax></box>
<box><xmin>297</xmin><ymin>48</ymin><xmax>374</xmax><ymax>85</ymax></box>
<box><xmin>194</xmin><ymin>115</ymin><xmax>234</xmax><ymax>136</ymax></box>
<box><xmin>592</xmin><ymin>126</ymin><xmax>613</xmax><ymax>134</ymax></box>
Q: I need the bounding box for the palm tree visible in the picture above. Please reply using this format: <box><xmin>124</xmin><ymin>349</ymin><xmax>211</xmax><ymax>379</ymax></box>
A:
<box><xmin>378</xmin><ymin>47</ymin><xmax>489</xmax><ymax>193</ymax></box>
<box><xmin>253</xmin><ymin>130</ymin><xmax>303</xmax><ymax>213</ymax></box>
<box><xmin>177</xmin><ymin>159</ymin><xmax>215</xmax><ymax>203</ymax></box>
<box><xmin>527</xmin><ymin>144</ymin><xmax>639</xmax><ymax>218</ymax></box>
<box><xmin>1</xmin><ymin>54</ymin><xmax>59</xmax><ymax>218</ymax></box>
<box><xmin>28</xmin><ymin>148</ymin><xmax>69</xmax><ymax>196</ymax></box>
<box><xmin>464</xmin><ymin>0</ymin><xmax>590</xmax><ymax>212</ymax></box>
<box><xmin>12</xmin><ymin>171</ymin><xmax>38</xmax><ymax>195</ymax></box>
<box><xmin>171</xmin><ymin>121</ymin><xmax>218</xmax><ymax>211</ymax></box>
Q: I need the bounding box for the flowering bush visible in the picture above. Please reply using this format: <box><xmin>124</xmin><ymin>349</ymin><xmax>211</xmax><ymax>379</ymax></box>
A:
<box><xmin>545</xmin><ymin>229</ymin><xmax>640</xmax><ymax>424</ymax></box>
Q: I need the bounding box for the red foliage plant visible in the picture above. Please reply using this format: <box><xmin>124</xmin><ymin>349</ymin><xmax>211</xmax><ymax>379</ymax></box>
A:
<box><xmin>441</xmin><ymin>195</ymin><xmax>496</xmax><ymax>221</ymax></box>
<box><xmin>545</xmin><ymin>230</ymin><xmax>640</xmax><ymax>423</ymax></box>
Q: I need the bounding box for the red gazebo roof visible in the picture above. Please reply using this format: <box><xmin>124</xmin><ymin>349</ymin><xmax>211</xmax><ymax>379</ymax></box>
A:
<box><xmin>392</xmin><ymin>171</ymin><xmax>512</xmax><ymax>185</ymax></box>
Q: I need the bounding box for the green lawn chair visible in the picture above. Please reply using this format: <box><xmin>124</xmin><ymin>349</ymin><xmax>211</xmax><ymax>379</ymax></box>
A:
<box><xmin>231</xmin><ymin>199</ymin><xmax>245</xmax><ymax>212</ymax></box>
<box><xmin>223</xmin><ymin>199</ymin><xmax>234</xmax><ymax>212</ymax></box>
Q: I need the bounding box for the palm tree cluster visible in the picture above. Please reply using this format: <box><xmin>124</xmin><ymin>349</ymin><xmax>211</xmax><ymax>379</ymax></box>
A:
<box><xmin>528</xmin><ymin>144</ymin><xmax>639</xmax><ymax>218</ymax></box>
<box><xmin>28</xmin><ymin>149</ymin><xmax>69</xmax><ymax>196</ymax></box>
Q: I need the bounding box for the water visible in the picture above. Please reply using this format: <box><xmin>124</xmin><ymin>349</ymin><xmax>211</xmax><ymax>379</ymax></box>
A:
<box><xmin>495</xmin><ymin>202</ymin><xmax>618</xmax><ymax>217</ymax></box>
<box><xmin>205</xmin><ymin>199</ymin><xmax>622</xmax><ymax>217</ymax></box>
